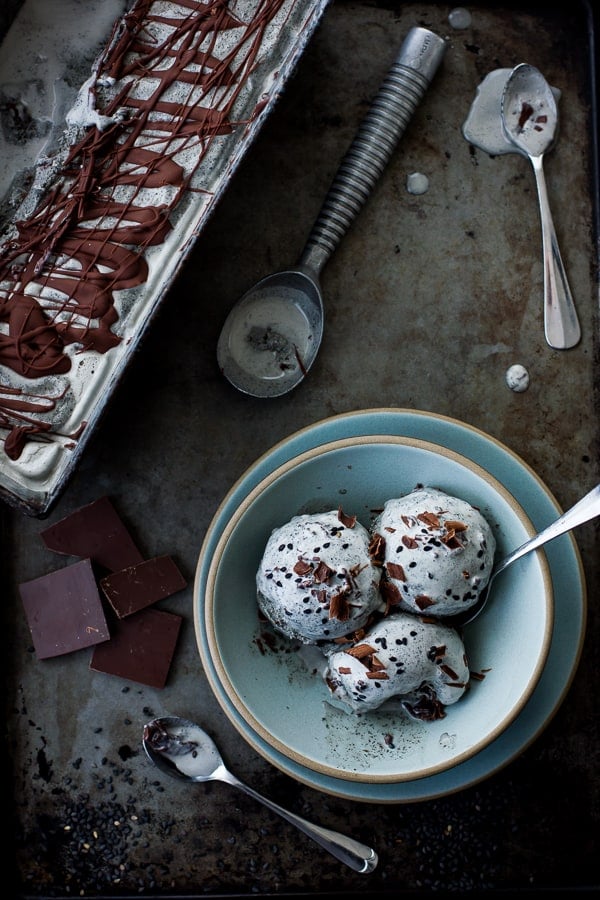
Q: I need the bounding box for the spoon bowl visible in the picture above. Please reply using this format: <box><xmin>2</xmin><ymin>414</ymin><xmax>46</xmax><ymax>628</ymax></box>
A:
<box><xmin>500</xmin><ymin>63</ymin><xmax>581</xmax><ymax>349</ymax></box>
<box><xmin>143</xmin><ymin>715</ymin><xmax>378</xmax><ymax>873</ymax></box>
<box><xmin>449</xmin><ymin>482</ymin><xmax>600</xmax><ymax>629</ymax></box>
<box><xmin>216</xmin><ymin>269</ymin><xmax>323</xmax><ymax>398</ymax></box>
<box><xmin>217</xmin><ymin>26</ymin><xmax>447</xmax><ymax>397</ymax></box>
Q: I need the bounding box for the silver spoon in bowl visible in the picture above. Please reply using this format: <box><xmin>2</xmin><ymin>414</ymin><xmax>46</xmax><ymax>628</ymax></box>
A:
<box><xmin>143</xmin><ymin>715</ymin><xmax>378</xmax><ymax>874</ymax></box>
<box><xmin>449</xmin><ymin>483</ymin><xmax>600</xmax><ymax>629</ymax></box>
<box><xmin>216</xmin><ymin>26</ymin><xmax>447</xmax><ymax>398</ymax></box>
<box><xmin>500</xmin><ymin>63</ymin><xmax>581</xmax><ymax>350</ymax></box>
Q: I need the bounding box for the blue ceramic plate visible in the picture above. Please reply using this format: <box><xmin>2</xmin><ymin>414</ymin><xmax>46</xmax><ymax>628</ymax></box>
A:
<box><xmin>204</xmin><ymin>435</ymin><xmax>553</xmax><ymax>782</ymax></box>
<box><xmin>193</xmin><ymin>409</ymin><xmax>586</xmax><ymax>802</ymax></box>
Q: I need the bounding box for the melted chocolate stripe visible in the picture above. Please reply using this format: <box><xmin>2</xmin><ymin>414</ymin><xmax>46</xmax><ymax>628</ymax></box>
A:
<box><xmin>0</xmin><ymin>0</ymin><xmax>287</xmax><ymax>458</ymax></box>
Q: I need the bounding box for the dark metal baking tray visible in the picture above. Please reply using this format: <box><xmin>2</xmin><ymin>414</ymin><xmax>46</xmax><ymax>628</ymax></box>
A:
<box><xmin>3</xmin><ymin>0</ymin><xmax>599</xmax><ymax>897</ymax></box>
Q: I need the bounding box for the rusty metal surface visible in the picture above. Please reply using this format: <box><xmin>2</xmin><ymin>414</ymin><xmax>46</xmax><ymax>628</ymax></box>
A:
<box><xmin>2</xmin><ymin>0</ymin><xmax>599</xmax><ymax>897</ymax></box>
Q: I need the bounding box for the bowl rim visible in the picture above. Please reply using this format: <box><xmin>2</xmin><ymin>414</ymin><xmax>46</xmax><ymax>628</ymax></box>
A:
<box><xmin>200</xmin><ymin>433</ymin><xmax>555</xmax><ymax>783</ymax></box>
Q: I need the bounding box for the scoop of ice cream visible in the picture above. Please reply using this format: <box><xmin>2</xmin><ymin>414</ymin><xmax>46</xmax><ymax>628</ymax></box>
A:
<box><xmin>372</xmin><ymin>487</ymin><xmax>496</xmax><ymax>617</ymax></box>
<box><xmin>323</xmin><ymin>611</ymin><xmax>470</xmax><ymax>718</ymax></box>
<box><xmin>256</xmin><ymin>509</ymin><xmax>383</xmax><ymax>644</ymax></box>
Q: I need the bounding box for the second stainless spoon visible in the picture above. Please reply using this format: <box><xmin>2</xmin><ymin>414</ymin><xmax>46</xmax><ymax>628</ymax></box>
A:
<box><xmin>449</xmin><ymin>482</ymin><xmax>599</xmax><ymax>629</ymax></box>
<box><xmin>501</xmin><ymin>63</ymin><xmax>581</xmax><ymax>350</ymax></box>
<box><xmin>143</xmin><ymin>715</ymin><xmax>378</xmax><ymax>874</ymax></box>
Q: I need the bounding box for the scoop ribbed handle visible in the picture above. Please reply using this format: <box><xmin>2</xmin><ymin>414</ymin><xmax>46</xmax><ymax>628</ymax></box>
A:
<box><xmin>300</xmin><ymin>27</ymin><xmax>446</xmax><ymax>274</ymax></box>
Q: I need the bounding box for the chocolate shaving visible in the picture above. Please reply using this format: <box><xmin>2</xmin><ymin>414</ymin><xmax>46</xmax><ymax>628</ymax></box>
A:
<box><xmin>402</xmin><ymin>535</ymin><xmax>420</xmax><ymax>550</ymax></box>
<box><xmin>441</xmin><ymin>520</ymin><xmax>467</xmax><ymax>550</ymax></box>
<box><xmin>293</xmin><ymin>558</ymin><xmax>312</xmax><ymax>576</ymax></box>
<box><xmin>329</xmin><ymin>589</ymin><xmax>350</xmax><ymax>621</ymax></box>
<box><xmin>370</xmin><ymin>655</ymin><xmax>387</xmax><ymax>671</ymax></box>
<box><xmin>415</xmin><ymin>594</ymin><xmax>436</xmax><ymax>610</ymax></box>
<box><xmin>440</xmin><ymin>663</ymin><xmax>460</xmax><ymax>680</ymax></box>
<box><xmin>380</xmin><ymin>579</ymin><xmax>401</xmax><ymax>612</ymax></box>
<box><xmin>314</xmin><ymin>560</ymin><xmax>335</xmax><ymax>583</ymax></box>
<box><xmin>368</xmin><ymin>531</ymin><xmax>386</xmax><ymax>565</ymax></box>
<box><xmin>402</xmin><ymin>686</ymin><xmax>447</xmax><ymax>722</ymax></box>
<box><xmin>417</xmin><ymin>511</ymin><xmax>440</xmax><ymax>528</ymax></box>
<box><xmin>445</xmin><ymin>520</ymin><xmax>468</xmax><ymax>532</ymax></box>
<box><xmin>386</xmin><ymin>561</ymin><xmax>406</xmax><ymax>582</ymax></box>
<box><xmin>428</xmin><ymin>644</ymin><xmax>447</xmax><ymax>662</ymax></box>
<box><xmin>470</xmin><ymin>670</ymin><xmax>487</xmax><ymax>681</ymax></box>
<box><xmin>337</xmin><ymin>507</ymin><xmax>357</xmax><ymax>528</ymax></box>
<box><xmin>346</xmin><ymin>642</ymin><xmax>375</xmax><ymax>659</ymax></box>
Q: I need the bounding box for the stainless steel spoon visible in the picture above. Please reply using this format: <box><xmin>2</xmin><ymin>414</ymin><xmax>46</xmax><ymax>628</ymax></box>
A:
<box><xmin>143</xmin><ymin>715</ymin><xmax>378</xmax><ymax>874</ymax></box>
<box><xmin>449</xmin><ymin>483</ymin><xmax>600</xmax><ymax>629</ymax></box>
<box><xmin>500</xmin><ymin>63</ymin><xmax>581</xmax><ymax>350</ymax></box>
<box><xmin>216</xmin><ymin>26</ymin><xmax>447</xmax><ymax>397</ymax></box>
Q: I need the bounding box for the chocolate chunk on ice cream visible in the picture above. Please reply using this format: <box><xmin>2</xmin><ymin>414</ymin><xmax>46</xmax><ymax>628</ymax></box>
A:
<box><xmin>324</xmin><ymin>611</ymin><xmax>470</xmax><ymax>718</ymax></box>
<box><xmin>373</xmin><ymin>487</ymin><xmax>496</xmax><ymax>617</ymax></box>
<box><xmin>256</xmin><ymin>509</ymin><xmax>384</xmax><ymax>644</ymax></box>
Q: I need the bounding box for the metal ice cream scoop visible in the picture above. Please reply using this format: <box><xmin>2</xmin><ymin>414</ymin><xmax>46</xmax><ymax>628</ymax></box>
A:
<box><xmin>217</xmin><ymin>26</ymin><xmax>447</xmax><ymax>397</ymax></box>
<box><xmin>143</xmin><ymin>715</ymin><xmax>378</xmax><ymax>874</ymax></box>
<box><xmin>501</xmin><ymin>63</ymin><xmax>581</xmax><ymax>350</ymax></box>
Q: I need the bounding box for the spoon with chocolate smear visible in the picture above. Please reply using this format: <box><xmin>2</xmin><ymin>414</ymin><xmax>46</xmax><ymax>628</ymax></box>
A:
<box><xmin>501</xmin><ymin>63</ymin><xmax>581</xmax><ymax>350</ymax></box>
<box><xmin>143</xmin><ymin>715</ymin><xmax>378</xmax><ymax>873</ymax></box>
<box><xmin>217</xmin><ymin>26</ymin><xmax>447</xmax><ymax>397</ymax></box>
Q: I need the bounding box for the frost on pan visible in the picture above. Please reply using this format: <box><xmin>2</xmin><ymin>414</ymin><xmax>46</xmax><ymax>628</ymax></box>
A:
<box><xmin>0</xmin><ymin>0</ymin><xmax>325</xmax><ymax>509</ymax></box>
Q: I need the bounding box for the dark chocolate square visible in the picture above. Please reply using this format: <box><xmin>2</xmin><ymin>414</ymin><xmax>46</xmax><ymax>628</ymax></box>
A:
<box><xmin>99</xmin><ymin>555</ymin><xmax>187</xmax><ymax>618</ymax></box>
<box><xmin>89</xmin><ymin>607</ymin><xmax>182</xmax><ymax>688</ymax></box>
<box><xmin>19</xmin><ymin>559</ymin><xmax>111</xmax><ymax>659</ymax></box>
<box><xmin>40</xmin><ymin>495</ymin><xmax>144</xmax><ymax>573</ymax></box>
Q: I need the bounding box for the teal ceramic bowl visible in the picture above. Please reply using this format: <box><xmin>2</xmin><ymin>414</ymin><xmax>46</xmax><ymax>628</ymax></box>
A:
<box><xmin>200</xmin><ymin>435</ymin><xmax>553</xmax><ymax>783</ymax></box>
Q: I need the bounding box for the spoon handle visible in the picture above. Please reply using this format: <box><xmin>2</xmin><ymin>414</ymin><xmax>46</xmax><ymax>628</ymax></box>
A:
<box><xmin>222</xmin><ymin>768</ymin><xmax>378</xmax><ymax>873</ymax></box>
<box><xmin>494</xmin><ymin>483</ymin><xmax>600</xmax><ymax>577</ymax></box>
<box><xmin>530</xmin><ymin>155</ymin><xmax>581</xmax><ymax>349</ymax></box>
<box><xmin>299</xmin><ymin>26</ymin><xmax>446</xmax><ymax>276</ymax></box>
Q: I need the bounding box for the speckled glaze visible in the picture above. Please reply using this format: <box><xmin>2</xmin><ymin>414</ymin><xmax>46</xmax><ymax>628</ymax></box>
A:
<box><xmin>374</xmin><ymin>488</ymin><xmax>496</xmax><ymax>617</ymax></box>
<box><xmin>324</xmin><ymin>611</ymin><xmax>469</xmax><ymax>715</ymax></box>
<box><xmin>256</xmin><ymin>510</ymin><xmax>383</xmax><ymax>643</ymax></box>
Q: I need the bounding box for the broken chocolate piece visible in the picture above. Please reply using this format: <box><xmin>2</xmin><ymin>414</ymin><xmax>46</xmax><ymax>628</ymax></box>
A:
<box><xmin>19</xmin><ymin>559</ymin><xmax>110</xmax><ymax>659</ymax></box>
<box><xmin>89</xmin><ymin>607</ymin><xmax>182</xmax><ymax>688</ymax></box>
<box><xmin>40</xmin><ymin>496</ymin><xmax>144</xmax><ymax>573</ymax></box>
<box><xmin>99</xmin><ymin>555</ymin><xmax>187</xmax><ymax>618</ymax></box>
